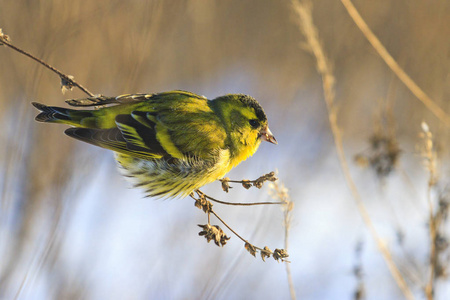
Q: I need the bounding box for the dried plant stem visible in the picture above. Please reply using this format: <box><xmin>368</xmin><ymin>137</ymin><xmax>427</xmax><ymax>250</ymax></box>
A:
<box><xmin>199</xmin><ymin>200</ymin><xmax>261</xmax><ymax>253</ymax></box>
<box><xmin>209</xmin><ymin>210</ymin><xmax>246</xmax><ymax>243</ymax></box>
<box><xmin>1</xmin><ymin>37</ymin><xmax>94</xmax><ymax>97</ymax></box>
<box><xmin>340</xmin><ymin>0</ymin><xmax>450</xmax><ymax>127</ymax></box>
<box><xmin>284</xmin><ymin>221</ymin><xmax>296</xmax><ymax>300</ymax></box>
<box><xmin>272</xmin><ymin>182</ymin><xmax>296</xmax><ymax>300</ymax></box>
<box><xmin>421</xmin><ymin>123</ymin><xmax>437</xmax><ymax>300</ymax></box>
<box><xmin>190</xmin><ymin>191</ymin><xmax>252</xmax><ymax>245</ymax></box>
<box><xmin>208</xmin><ymin>209</ymin><xmax>272</xmax><ymax>256</ymax></box>
<box><xmin>191</xmin><ymin>191</ymin><xmax>288</xmax><ymax>261</ymax></box>
<box><xmin>291</xmin><ymin>1</ymin><xmax>414</xmax><ymax>299</ymax></box>
<box><xmin>425</xmin><ymin>184</ymin><xmax>436</xmax><ymax>300</ymax></box>
<box><xmin>225</xmin><ymin>179</ymin><xmax>265</xmax><ymax>184</ymax></box>
<box><xmin>204</xmin><ymin>194</ymin><xmax>282</xmax><ymax>206</ymax></box>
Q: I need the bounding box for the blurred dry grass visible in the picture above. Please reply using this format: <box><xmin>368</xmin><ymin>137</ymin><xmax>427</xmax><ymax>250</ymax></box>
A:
<box><xmin>1</xmin><ymin>0</ymin><xmax>449</xmax><ymax>299</ymax></box>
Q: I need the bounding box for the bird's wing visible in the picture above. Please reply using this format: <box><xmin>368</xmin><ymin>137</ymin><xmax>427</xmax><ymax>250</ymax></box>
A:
<box><xmin>65</xmin><ymin>91</ymin><xmax>224</xmax><ymax>160</ymax></box>
<box><xmin>65</xmin><ymin>111</ymin><xmax>169</xmax><ymax>160</ymax></box>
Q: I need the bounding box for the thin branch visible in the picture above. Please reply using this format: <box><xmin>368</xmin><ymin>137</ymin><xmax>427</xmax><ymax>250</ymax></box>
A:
<box><xmin>191</xmin><ymin>191</ymin><xmax>289</xmax><ymax>262</ymax></box>
<box><xmin>219</xmin><ymin>172</ymin><xmax>278</xmax><ymax>192</ymax></box>
<box><xmin>209</xmin><ymin>209</ymin><xmax>247</xmax><ymax>244</ymax></box>
<box><xmin>291</xmin><ymin>1</ymin><xmax>414</xmax><ymax>299</ymax></box>
<box><xmin>420</xmin><ymin>122</ymin><xmax>437</xmax><ymax>300</ymax></box>
<box><xmin>284</xmin><ymin>217</ymin><xmax>296</xmax><ymax>300</ymax></box>
<box><xmin>203</xmin><ymin>193</ymin><xmax>283</xmax><ymax>206</ymax></box>
<box><xmin>209</xmin><ymin>208</ymin><xmax>286</xmax><ymax>261</ymax></box>
<box><xmin>0</xmin><ymin>29</ymin><xmax>94</xmax><ymax>97</ymax></box>
<box><xmin>340</xmin><ymin>0</ymin><xmax>450</xmax><ymax>127</ymax></box>
<box><xmin>426</xmin><ymin>184</ymin><xmax>436</xmax><ymax>300</ymax></box>
<box><xmin>270</xmin><ymin>181</ymin><xmax>297</xmax><ymax>300</ymax></box>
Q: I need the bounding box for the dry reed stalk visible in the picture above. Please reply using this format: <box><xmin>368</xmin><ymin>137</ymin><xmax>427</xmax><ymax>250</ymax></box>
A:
<box><xmin>269</xmin><ymin>181</ymin><xmax>296</xmax><ymax>300</ymax></box>
<box><xmin>291</xmin><ymin>1</ymin><xmax>414</xmax><ymax>299</ymax></box>
<box><xmin>340</xmin><ymin>0</ymin><xmax>450</xmax><ymax>128</ymax></box>
<box><xmin>420</xmin><ymin>122</ymin><xmax>437</xmax><ymax>300</ymax></box>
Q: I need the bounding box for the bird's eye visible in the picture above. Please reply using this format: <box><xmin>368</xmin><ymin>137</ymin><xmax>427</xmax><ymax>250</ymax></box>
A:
<box><xmin>249</xmin><ymin>119</ymin><xmax>260</xmax><ymax>129</ymax></box>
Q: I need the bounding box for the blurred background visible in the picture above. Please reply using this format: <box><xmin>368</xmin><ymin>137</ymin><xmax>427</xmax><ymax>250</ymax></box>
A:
<box><xmin>0</xmin><ymin>0</ymin><xmax>449</xmax><ymax>299</ymax></box>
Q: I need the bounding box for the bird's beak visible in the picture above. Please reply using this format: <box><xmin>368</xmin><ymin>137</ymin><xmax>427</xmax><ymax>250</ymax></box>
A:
<box><xmin>260</xmin><ymin>125</ymin><xmax>277</xmax><ymax>144</ymax></box>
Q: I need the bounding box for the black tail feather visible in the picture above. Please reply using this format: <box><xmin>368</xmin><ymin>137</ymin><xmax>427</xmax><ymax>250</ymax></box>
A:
<box><xmin>32</xmin><ymin>102</ymin><xmax>72</xmax><ymax>122</ymax></box>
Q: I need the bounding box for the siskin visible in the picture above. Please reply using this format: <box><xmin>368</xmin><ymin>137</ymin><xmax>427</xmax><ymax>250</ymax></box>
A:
<box><xmin>32</xmin><ymin>91</ymin><xmax>277</xmax><ymax>198</ymax></box>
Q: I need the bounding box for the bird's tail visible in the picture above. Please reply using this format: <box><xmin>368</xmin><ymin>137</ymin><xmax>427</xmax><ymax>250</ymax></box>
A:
<box><xmin>32</xmin><ymin>102</ymin><xmax>93</xmax><ymax>127</ymax></box>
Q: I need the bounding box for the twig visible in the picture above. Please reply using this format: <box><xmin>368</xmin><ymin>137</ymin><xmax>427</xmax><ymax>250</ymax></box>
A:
<box><xmin>209</xmin><ymin>208</ymin><xmax>288</xmax><ymax>262</ymax></box>
<box><xmin>291</xmin><ymin>1</ymin><xmax>414</xmax><ymax>299</ymax></box>
<box><xmin>191</xmin><ymin>191</ymin><xmax>289</xmax><ymax>262</ymax></box>
<box><xmin>269</xmin><ymin>181</ymin><xmax>296</xmax><ymax>300</ymax></box>
<box><xmin>426</xmin><ymin>184</ymin><xmax>436</xmax><ymax>300</ymax></box>
<box><xmin>219</xmin><ymin>172</ymin><xmax>278</xmax><ymax>192</ymax></box>
<box><xmin>339</xmin><ymin>0</ymin><xmax>450</xmax><ymax>128</ymax></box>
<box><xmin>0</xmin><ymin>29</ymin><xmax>94</xmax><ymax>97</ymax></box>
<box><xmin>420</xmin><ymin>122</ymin><xmax>437</xmax><ymax>300</ymax></box>
<box><xmin>284</xmin><ymin>212</ymin><xmax>296</xmax><ymax>300</ymax></box>
<box><xmin>203</xmin><ymin>192</ymin><xmax>283</xmax><ymax>206</ymax></box>
<box><xmin>209</xmin><ymin>209</ymin><xmax>247</xmax><ymax>245</ymax></box>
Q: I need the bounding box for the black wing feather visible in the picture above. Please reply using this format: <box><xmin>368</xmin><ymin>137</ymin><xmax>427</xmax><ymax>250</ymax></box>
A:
<box><xmin>115</xmin><ymin>113</ymin><xmax>168</xmax><ymax>156</ymax></box>
<box><xmin>65</xmin><ymin>127</ymin><xmax>153</xmax><ymax>159</ymax></box>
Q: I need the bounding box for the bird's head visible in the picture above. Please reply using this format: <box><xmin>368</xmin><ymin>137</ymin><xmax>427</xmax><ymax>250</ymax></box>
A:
<box><xmin>212</xmin><ymin>94</ymin><xmax>277</xmax><ymax>157</ymax></box>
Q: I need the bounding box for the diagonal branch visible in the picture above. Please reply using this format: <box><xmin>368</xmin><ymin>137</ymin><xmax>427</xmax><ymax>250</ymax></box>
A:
<box><xmin>0</xmin><ymin>29</ymin><xmax>94</xmax><ymax>97</ymax></box>
<box><xmin>340</xmin><ymin>0</ymin><xmax>450</xmax><ymax>127</ymax></box>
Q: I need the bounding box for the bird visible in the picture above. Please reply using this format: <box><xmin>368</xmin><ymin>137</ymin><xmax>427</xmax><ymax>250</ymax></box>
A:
<box><xmin>32</xmin><ymin>90</ymin><xmax>277</xmax><ymax>198</ymax></box>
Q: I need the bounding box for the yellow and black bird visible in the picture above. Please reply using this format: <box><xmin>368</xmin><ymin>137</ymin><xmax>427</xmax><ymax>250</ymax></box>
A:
<box><xmin>33</xmin><ymin>91</ymin><xmax>277</xmax><ymax>198</ymax></box>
